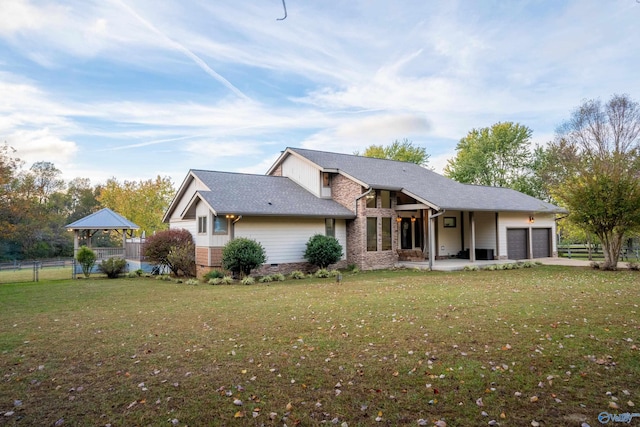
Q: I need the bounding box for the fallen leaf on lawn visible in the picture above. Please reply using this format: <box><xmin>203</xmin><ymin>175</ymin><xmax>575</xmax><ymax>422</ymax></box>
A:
<box><xmin>286</xmin><ymin>402</ymin><xmax>293</xmax><ymax>411</ymax></box>
<box><xmin>609</xmin><ymin>401</ymin><xmax>619</xmax><ymax>409</ymax></box>
<box><xmin>434</xmin><ymin>420</ymin><xmax>447</xmax><ymax>427</ymax></box>
<box><xmin>233</xmin><ymin>399</ymin><xmax>243</xmax><ymax>406</ymax></box>
<box><xmin>628</xmin><ymin>401</ymin><xmax>635</xmax><ymax>407</ymax></box>
<box><xmin>476</xmin><ymin>397</ymin><xmax>484</xmax><ymax>407</ymax></box>
<box><xmin>127</xmin><ymin>401</ymin><xmax>137</xmax><ymax>409</ymax></box>
<box><xmin>234</xmin><ymin>411</ymin><xmax>244</xmax><ymax>418</ymax></box>
<box><xmin>530</xmin><ymin>396</ymin><xmax>539</xmax><ymax>403</ymax></box>
<box><xmin>500</xmin><ymin>412</ymin><xmax>506</xmax><ymax>419</ymax></box>
<box><xmin>531</xmin><ymin>421</ymin><xmax>540</xmax><ymax>427</ymax></box>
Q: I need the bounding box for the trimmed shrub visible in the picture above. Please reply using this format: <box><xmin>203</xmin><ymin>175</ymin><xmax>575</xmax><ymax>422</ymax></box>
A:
<box><xmin>290</xmin><ymin>270</ymin><xmax>306</xmax><ymax>280</ymax></box>
<box><xmin>315</xmin><ymin>268</ymin><xmax>331</xmax><ymax>278</ymax></box>
<box><xmin>241</xmin><ymin>276</ymin><xmax>256</xmax><ymax>285</ymax></box>
<box><xmin>144</xmin><ymin>229</ymin><xmax>195</xmax><ymax>276</ymax></box>
<box><xmin>259</xmin><ymin>275</ymin><xmax>273</xmax><ymax>283</ymax></box>
<box><xmin>222</xmin><ymin>238</ymin><xmax>266</xmax><ymax>277</ymax></box>
<box><xmin>208</xmin><ymin>276</ymin><xmax>234</xmax><ymax>285</ymax></box>
<box><xmin>304</xmin><ymin>234</ymin><xmax>343</xmax><ymax>268</ymax></box>
<box><xmin>220</xmin><ymin>276</ymin><xmax>234</xmax><ymax>285</ymax></box>
<box><xmin>76</xmin><ymin>246</ymin><xmax>96</xmax><ymax>278</ymax></box>
<box><xmin>167</xmin><ymin>242</ymin><xmax>196</xmax><ymax>277</ymax></box>
<box><xmin>98</xmin><ymin>257</ymin><xmax>127</xmax><ymax>279</ymax></box>
<box><xmin>272</xmin><ymin>273</ymin><xmax>286</xmax><ymax>282</ymax></box>
<box><xmin>204</xmin><ymin>270</ymin><xmax>225</xmax><ymax>280</ymax></box>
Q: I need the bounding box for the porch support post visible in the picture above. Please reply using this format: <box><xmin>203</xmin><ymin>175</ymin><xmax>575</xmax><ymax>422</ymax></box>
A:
<box><xmin>470</xmin><ymin>211</ymin><xmax>476</xmax><ymax>262</ymax></box>
<box><xmin>73</xmin><ymin>230</ymin><xmax>79</xmax><ymax>257</ymax></box>
<box><xmin>495</xmin><ymin>212</ymin><xmax>500</xmax><ymax>260</ymax></box>
<box><xmin>428</xmin><ymin>209</ymin><xmax>435</xmax><ymax>270</ymax></box>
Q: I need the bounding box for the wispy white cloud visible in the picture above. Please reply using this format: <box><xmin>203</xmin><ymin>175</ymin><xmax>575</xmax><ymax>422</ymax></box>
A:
<box><xmin>0</xmin><ymin>0</ymin><xmax>638</xmax><ymax>185</ymax></box>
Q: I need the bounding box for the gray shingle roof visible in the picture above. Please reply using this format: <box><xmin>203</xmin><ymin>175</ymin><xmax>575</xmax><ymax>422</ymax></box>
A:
<box><xmin>289</xmin><ymin>147</ymin><xmax>565</xmax><ymax>213</ymax></box>
<box><xmin>191</xmin><ymin>170</ymin><xmax>355</xmax><ymax>218</ymax></box>
<box><xmin>65</xmin><ymin>208</ymin><xmax>140</xmax><ymax>230</ymax></box>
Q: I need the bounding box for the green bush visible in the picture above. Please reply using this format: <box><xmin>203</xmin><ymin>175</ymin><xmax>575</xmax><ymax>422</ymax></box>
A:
<box><xmin>204</xmin><ymin>270</ymin><xmax>225</xmax><ymax>280</ymax></box>
<box><xmin>98</xmin><ymin>257</ymin><xmax>127</xmax><ymax>279</ymax></box>
<box><xmin>304</xmin><ymin>234</ymin><xmax>343</xmax><ymax>268</ymax></box>
<box><xmin>259</xmin><ymin>275</ymin><xmax>273</xmax><ymax>283</ymax></box>
<box><xmin>186</xmin><ymin>279</ymin><xmax>199</xmax><ymax>286</ymax></box>
<box><xmin>241</xmin><ymin>276</ymin><xmax>255</xmax><ymax>285</ymax></box>
<box><xmin>222</xmin><ymin>238</ymin><xmax>266</xmax><ymax>277</ymax></box>
<box><xmin>76</xmin><ymin>246</ymin><xmax>96</xmax><ymax>278</ymax></box>
<box><xmin>290</xmin><ymin>270</ymin><xmax>306</xmax><ymax>279</ymax></box>
<box><xmin>208</xmin><ymin>276</ymin><xmax>234</xmax><ymax>285</ymax></box>
<box><xmin>167</xmin><ymin>243</ymin><xmax>196</xmax><ymax>277</ymax></box>
<box><xmin>272</xmin><ymin>273</ymin><xmax>286</xmax><ymax>282</ymax></box>
<box><xmin>315</xmin><ymin>268</ymin><xmax>331</xmax><ymax>278</ymax></box>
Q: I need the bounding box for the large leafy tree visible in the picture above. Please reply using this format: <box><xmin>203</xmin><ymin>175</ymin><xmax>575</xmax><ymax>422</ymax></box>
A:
<box><xmin>444</xmin><ymin>122</ymin><xmax>543</xmax><ymax>197</ymax></box>
<box><xmin>356</xmin><ymin>138</ymin><xmax>430</xmax><ymax>167</ymax></box>
<box><xmin>98</xmin><ymin>176</ymin><xmax>174</xmax><ymax>236</ymax></box>
<box><xmin>545</xmin><ymin>94</ymin><xmax>640</xmax><ymax>270</ymax></box>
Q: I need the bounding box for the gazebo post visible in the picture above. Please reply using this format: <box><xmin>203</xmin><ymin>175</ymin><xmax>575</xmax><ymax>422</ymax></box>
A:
<box><xmin>73</xmin><ymin>230</ymin><xmax>79</xmax><ymax>257</ymax></box>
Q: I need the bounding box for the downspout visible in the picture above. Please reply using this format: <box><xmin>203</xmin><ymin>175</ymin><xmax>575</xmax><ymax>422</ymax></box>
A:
<box><xmin>231</xmin><ymin>215</ymin><xmax>243</xmax><ymax>240</ymax></box>
<box><xmin>354</xmin><ymin>188</ymin><xmax>373</xmax><ymax>216</ymax></box>
<box><xmin>353</xmin><ymin>188</ymin><xmax>373</xmax><ymax>269</ymax></box>
<box><xmin>428</xmin><ymin>208</ymin><xmax>445</xmax><ymax>270</ymax></box>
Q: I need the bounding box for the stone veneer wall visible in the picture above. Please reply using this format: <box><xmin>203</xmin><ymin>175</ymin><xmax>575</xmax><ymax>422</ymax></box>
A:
<box><xmin>330</xmin><ymin>174</ymin><xmax>399</xmax><ymax>270</ymax></box>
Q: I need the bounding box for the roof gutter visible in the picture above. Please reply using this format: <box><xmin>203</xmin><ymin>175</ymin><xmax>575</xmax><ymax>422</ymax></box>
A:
<box><xmin>354</xmin><ymin>188</ymin><xmax>373</xmax><ymax>216</ymax></box>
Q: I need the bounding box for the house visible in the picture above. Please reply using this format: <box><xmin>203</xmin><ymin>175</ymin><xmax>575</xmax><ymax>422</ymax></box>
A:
<box><xmin>163</xmin><ymin>147</ymin><xmax>566</xmax><ymax>275</ymax></box>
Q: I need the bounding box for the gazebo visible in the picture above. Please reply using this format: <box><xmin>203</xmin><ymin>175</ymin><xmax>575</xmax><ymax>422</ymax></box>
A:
<box><xmin>66</xmin><ymin>208</ymin><xmax>140</xmax><ymax>260</ymax></box>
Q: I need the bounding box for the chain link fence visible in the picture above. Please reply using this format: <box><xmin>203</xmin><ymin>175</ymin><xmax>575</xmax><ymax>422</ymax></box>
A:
<box><xmin>0</xmin><ymin>258</ymin><xmax>75</xmax><ymax>284</ymax></box>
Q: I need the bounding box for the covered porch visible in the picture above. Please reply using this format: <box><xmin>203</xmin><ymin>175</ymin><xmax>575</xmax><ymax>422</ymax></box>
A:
<box><xmin>395</xmin><ymin>201</ymin><xmax>554</xmax><ymax>268</ymax></box>
<box><xmin>397</xmin><ymin>258</ymin><xmax>517</xmax><ymax>271</ymax></box>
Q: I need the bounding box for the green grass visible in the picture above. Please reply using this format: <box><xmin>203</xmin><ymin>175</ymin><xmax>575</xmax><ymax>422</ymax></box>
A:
<box><xmin>1</xmin><ymin>267</ymin><xmax>639</xmax><ymax>426</ymax></box>
<box><xmin>0</xmin><ymin>266</ymin><xmax>74</xmax><ymax>284</ymax></box>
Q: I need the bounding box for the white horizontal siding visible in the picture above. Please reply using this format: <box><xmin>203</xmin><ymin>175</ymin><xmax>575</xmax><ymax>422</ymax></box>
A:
<box><xmin>235</xmin><ymin>217</ymin><xmax>347</xmax><ymax>264</ymax></box>
<box><xmin>474</xmin><ymin>211</ymin><xmax>496</xmax><ymax>251</ymax></box>
<box><xmin>282</xmin><ymin>155</ymin><xmax>321</xmax><ymax>197</ymax></box>
<box><xmin>169</xmin><ymin>176</ymin><xmax>208</xmax><ymax>222</ymax></box>
<box><xmin>169</xmin><ymin>220</ymin><xmax>196</xmax><ymax>238</ymax></box>
<box><xmin>438</xmin><ymin>211</ymin><xmax>461</xmax><ymax>256</ymax></box>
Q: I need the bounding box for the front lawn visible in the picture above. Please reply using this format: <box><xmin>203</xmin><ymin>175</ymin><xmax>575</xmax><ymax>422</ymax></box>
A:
<box><xmin>0</xmin><ymin>267</ymin><xmax>638</xmax><ymax>426</ymax></box>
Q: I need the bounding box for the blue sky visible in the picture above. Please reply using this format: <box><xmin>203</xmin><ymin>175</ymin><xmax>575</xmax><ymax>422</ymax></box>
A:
<box><xmin>1</xmin><ymin>0</ymin><xmax>639</xmax><ymax>186</ymax></box>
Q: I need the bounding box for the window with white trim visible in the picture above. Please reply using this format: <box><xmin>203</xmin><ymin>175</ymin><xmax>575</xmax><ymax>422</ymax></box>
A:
<box><xmin>213</xmin><ymin>216</ymin><xmax>228</xmax><ymax>235</ymax></box>
<box><xmin>197</xmin><ymin>216</ymin><xmax>207</xmax><ymax>234</ymax></box>
<box><xmin>325</xmin><ymin>218</ymin><xmax>335</xmax><ymax>237</ymax></box>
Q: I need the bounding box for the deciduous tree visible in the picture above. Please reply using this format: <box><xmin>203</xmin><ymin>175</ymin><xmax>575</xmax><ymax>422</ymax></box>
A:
<box><xmin>98</xmin><ymin>176</ymin><xmax>174</xmax><ymax>236</ymax></box>
<box><xmin>356</xmin><ymin>138</ymin><xmax>430</xmax><ymax>167</ymax></box>
<box><xmin>546</xmin><ymin>94</ymin><xmax>640</xmax><ymax>269</ymax></box>
<box><xmin>444</xmin><ymin>122</ymin><xmax>542</xmax><ymax>197</ymax></box>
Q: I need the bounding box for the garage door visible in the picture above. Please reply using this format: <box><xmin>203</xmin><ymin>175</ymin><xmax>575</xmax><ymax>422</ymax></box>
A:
<box><xmin>507</xmin><ymin>228</ymin><xmax>528</xmax><ymax>260</ymax></box>
<box><xmin>532</xmin><ymin>228</ymin><xmax>551</xmax><ymax>258</ymax></box>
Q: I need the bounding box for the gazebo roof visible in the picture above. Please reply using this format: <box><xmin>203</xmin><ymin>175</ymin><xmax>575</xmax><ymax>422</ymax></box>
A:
<box><xmin>65</xmin><ymin>208</ymin><xmax>140</xmax><ymax>230</ymax></box>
